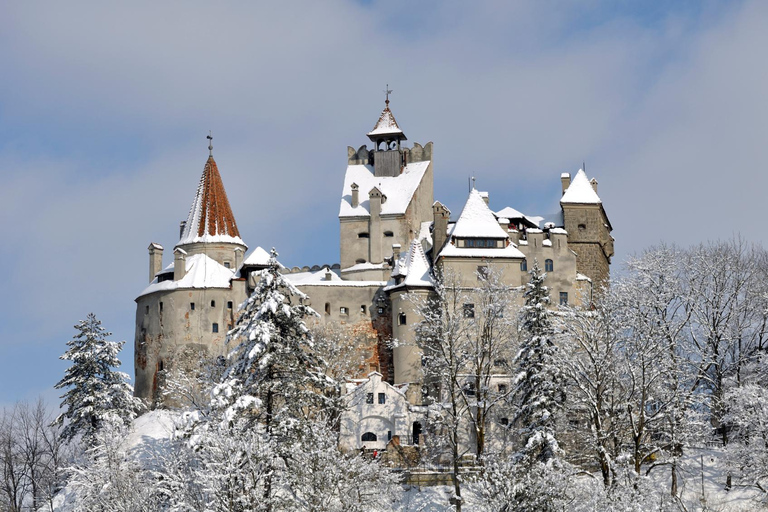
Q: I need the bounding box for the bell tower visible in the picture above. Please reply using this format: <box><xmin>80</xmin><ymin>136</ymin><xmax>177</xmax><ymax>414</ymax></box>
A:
<box><xmin>367</xmin><ymin>86</ymin><xmax>407</xmax><ymax>177</ymax></box>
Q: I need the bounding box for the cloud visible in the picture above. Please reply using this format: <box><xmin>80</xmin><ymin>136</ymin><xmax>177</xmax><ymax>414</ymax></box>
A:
<box><xmin>0</xmin><ymin>0</ymin><xmax>764</xmax><ymax>403</ymax></box>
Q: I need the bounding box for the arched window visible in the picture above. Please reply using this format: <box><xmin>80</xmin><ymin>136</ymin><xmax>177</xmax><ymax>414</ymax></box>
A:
<box><xmin>358</xmin><ymin>232</ymin><xmax>370</xmax><ymax>239</ymax></box>
<box><xmin>355</xmin><ymin>258</ymin><xmax>366</xmax><ymax>264</ymax></box>
<box><xmin>520</xmin><ymin>259</ymin><xmax>528</xmax><ymax>272</ymax></box>
<box><xmin>325</xmin><ymin>303</ymin><xmax>331</xmax><ymax>315</ymax></box>
<box><xmin>545</xmin><ymin>259</ymin><xmax>554</xmax><ymax>272</ymax></box>
<box><xmin>361</xmin><ymin>432</ymin><xmax>377</xmax><ymax>442</ymax></box>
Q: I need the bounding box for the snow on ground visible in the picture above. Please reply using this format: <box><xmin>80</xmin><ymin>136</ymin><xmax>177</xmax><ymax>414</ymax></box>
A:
<box><xmin>47</xmin><ymin>411</ymin><xmax>768</xmax><ymax>511</ymax></box>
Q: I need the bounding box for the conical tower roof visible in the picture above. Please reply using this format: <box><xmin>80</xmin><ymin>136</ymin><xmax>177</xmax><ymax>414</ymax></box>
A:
<box><xmin>367</xmin><ymin>101</ymin><xmax>407</xmax><ymax>141</ymax></box>
<box><xmin>178</xmin><ymin>155</ymin><xmax>244</xmax><ymax>246</ymax></box>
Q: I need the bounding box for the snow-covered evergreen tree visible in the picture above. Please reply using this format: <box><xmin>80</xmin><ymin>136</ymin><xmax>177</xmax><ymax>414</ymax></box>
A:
<box><xmin>214</xmin><ymin>249</ymin><xmax>328</xmax><ymax>433</ymax></box>
<box><xmin>53</xmin><ymin>313</ymin><xmax>141</xmax><ymax>444</ymax></box>
<box><xmin>513</xmin><ymin>260</ymin><xmax>564</xmax><ymax>465</ymax></box>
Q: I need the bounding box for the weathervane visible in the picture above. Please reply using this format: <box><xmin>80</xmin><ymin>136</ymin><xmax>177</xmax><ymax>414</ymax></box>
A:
<box><xmin>207</xmin><ymin>131</ymin><xmax>213</xmax><ymax>156</ymax></box>
<box><xmin>384</xmin><ymin>84</ymin><xmax>392</xmax><ymax>106</ymax></box>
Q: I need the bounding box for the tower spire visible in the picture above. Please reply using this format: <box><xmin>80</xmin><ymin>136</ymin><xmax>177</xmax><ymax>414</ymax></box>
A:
<box><xmin>207</xmin><ymin>131</ymin><xmax>213</xmax><ymax>156</ymax></box>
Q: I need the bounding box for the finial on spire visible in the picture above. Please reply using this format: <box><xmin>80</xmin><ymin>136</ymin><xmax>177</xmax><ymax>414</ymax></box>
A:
<box><xmin>384</xmin><ymin>84</ymin><xmax>392</xmax><ymax>106</ymax></box>
<box><xmin>207</xmin><ymin>131</ymin><xmax>213</xmax><ymax>156</ymax></box>
<box><xmin>472</xmin><ymin>176</ymin><xmax>476</xmax><ymax>190</ymax></box>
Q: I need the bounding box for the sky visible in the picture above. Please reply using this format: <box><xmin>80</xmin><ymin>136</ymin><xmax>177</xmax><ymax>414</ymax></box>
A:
<box><xmin>1</xmin><ymin>0</ymin><xmax>767</xmax><ymax>407</ymax></box>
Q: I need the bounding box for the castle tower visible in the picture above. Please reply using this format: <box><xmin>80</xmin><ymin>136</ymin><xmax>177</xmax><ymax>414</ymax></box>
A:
<box><xmin>339</xmin><ymin>95</ymin><xmax>434</xmax><ymax>279</ymax></box>
<box><xmin>134</xmin><ymin>141</ymin><xmax>248</xmax><ymax>405</ymax></box>
<box><xmin>560</xmin><ymin>169</ymin><xmax>614</xmax><ymax>289</ymax></box>
<box><xmin>367</xmin><ymin>92</ymin><xmax>407</xmax><ymax>177</ymax></box>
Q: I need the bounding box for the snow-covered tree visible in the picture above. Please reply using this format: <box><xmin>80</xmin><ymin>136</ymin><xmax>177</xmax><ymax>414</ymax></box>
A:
<box><xmin>67</xmin><ymin>423</ymin><xmax>157</xmax><ymax>512</ymax></box>
<box><xmin>513</xmin><ymin>260</ymin><xmax>565</xmax><ymax>465</ymax></box>
<box><xmin>463</xmin><ymin>267</ymin><xmax>519</xmax><ymax>459</ymax></box>
<box><xmin>214</xmin><ymin>249</ymin><xmax>328</xmax><ymax>433</ymax></box>
<box><xmin>412</xmin><ymin>271</ymin><xmax>475</xmax><ymax>512</ymax></box>
<box><xmin>560</xmin><ymin>291</ymin><xmax>624</xmax><ymax>487</ymax></box>
<box><xmin>53</xmin><ymin>313</ymin><xmax>142</xmax><ymax>445</ymax></box>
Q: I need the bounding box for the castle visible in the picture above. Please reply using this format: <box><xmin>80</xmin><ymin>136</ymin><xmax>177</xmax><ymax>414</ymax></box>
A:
<box><xmin>134</xmin><ymin>98</ymin><xmax>613</xmax><ymax>450</ymax></box>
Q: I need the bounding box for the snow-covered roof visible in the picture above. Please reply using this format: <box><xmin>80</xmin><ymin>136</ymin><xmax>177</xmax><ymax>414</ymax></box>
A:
<box><xmin>138</xmin><ymin>253</ymin><xmax>234</xmax><ymax>298</ymax></box>
<box><xmin>177</xmin><ymin>156</ymin><xmax>246</xmax><ymax>247</ymax></box>
<box><xmin>560</xmin><ymin>169</ymin><xmax>601</xmax><ymax>204</ymax></box>
<box><xmin>452</xmin><ymin>189</ymin><xmax>509</xmax><ymax>239</ymax></box>
<box><xmin>242</xmin><ymin>246</ymin><xmax>271</xmax><ymax>267</ymax></box>
<box><xmin>284</xmin><ymin>268</ymin><xmax>386</xmax><ymax>288</ymax></box>
<box><xmin>439</xmin><ymin>242</ymin><xmax>525</xmax><ymax>259</ymax></box>
<box><xmin>386</xmin><ymin>239</ymin><xmax>433</xmax><ymax>291</ymax></box>
<box><xmin>339</xmin><ymin>161</ymin><xmax>430</xmax><ymax>218</ymax></box>
<box><xmin>495</xmin><ymin>207</ymin><xmax>541</xmax><ymax>228</ymax></box>
<box><xmin>342</xmin><ymin>261</ymin><xmax>388</xmax><ymax>272</ymax></box>
<box><xmin>367</xmin><ymin>105</ymin><xmax>406</xmax><ymax>139</ymax></box>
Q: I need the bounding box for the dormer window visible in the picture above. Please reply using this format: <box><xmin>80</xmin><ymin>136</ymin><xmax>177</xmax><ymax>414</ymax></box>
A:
<box><xmin>463</xmin><ymin>239</ymin><xmax>501</xmax><ymax>248</ymax></box>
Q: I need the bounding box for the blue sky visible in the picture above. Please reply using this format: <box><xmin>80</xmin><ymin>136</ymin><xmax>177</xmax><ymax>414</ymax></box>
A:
<box><xmin>1</xmin><ymin>0</ymin><xmax>766</xmax><ymax>407</ymax></box>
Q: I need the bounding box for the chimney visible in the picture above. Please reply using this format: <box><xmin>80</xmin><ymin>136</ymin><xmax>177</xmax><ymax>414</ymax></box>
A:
<box><xmin>323</xmin><ymin>267</ymin><xmax>333</xmax><ymax>281</ymax></box>
<box><xmin>561</xmin><ymin>173</ymin><xmax>571</xmax><ymax>195</ymax></box>
<box><xmin>432</xmin><ymin>201</ymin><xmax>451</xmax><ymax>265</ymax></box>
<box><xmin>179</xmin><ymin>220</ymin><xmax>187</xmax><ymax>239</ymax></box>
<box><xmin>148</xmin><ymin>243</ymin><xmax>164</xmax><ymax>283</ymax></box>
<box><xmin>173</xmin><ymin>247</ymin><xmax>187</xmax><ymax>281</ymax></box>
<box><xmin>368</xmin><ymin>187</ymin><xmax>383</xmax><ymax>263</ymax></box>
<box><xmin>392</xmin><ymin>243</ymin><xmax>402</xmax><ymax>262</ymax></box>
<box><xmin>590</xmin><ymin>178</ymin><xmax>598</xmax><ymax>194</ymax></box>
<box><xmin>234</xmin><ymin>247</ymin><xmax>244</xmax><ymax>270</ymax></box>
<box><xmin>498</xmin><ymin>217</ymin><xmax>510</xmax><ymax>232</ymax></box>
<box><xmin>351</xmin><ymin>183</ymin><xmax>359</xmax><ymax>208</ymax></box>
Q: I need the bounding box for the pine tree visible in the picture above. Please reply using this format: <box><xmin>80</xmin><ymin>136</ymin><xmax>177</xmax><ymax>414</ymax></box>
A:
<box><xmin>53</xmin><ymin>313</ymin><xmax>141</xmax><ymax>444</ymax></box>
<box><xmin>513</xmin><ymin>260</ymin><xmax>564</xmax><ymax>465</ymax></box>
<box><xmin>214</xmin><ymin>249</ymin><xmax>328</xmax><ymax>434</ymax></box>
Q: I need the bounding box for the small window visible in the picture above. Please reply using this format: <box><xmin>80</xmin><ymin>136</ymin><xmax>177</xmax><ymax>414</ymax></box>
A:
<box><xmin>325</xmin><ymin>303</ymin><xmax>331</xmax><ymax>315</ymax></box>
<box><xmin>378</xmin><ymin>307</ymin><xmax>384</xmax><ymax>314</ymax></box>
<box><xmin>158</xmin><ymin>360</ymin><xmax>164</xmax><ymax>372</ymax></box>
<box><xmin>358</xmin><ymin>232</ymin><xmax>370</xmax><ymax>239</ymax></box>
<box><xmin>463</xmin><ymin>303</ymin><xmax>475</xmax><ymax>318</ymax></box>
<box><xmin>361</xmin><ymin>432</ymin><xmax>377</xmax><ymax>442</ymax></box>
<box><xmin>360</xmin><ymin>305</ymin><xmax>366</xmax><ymax>314</ymax></box>
<box><xmin>545</xmin><ymin>259</ymin><xmax>554</xmax><ymax>272</ymax></box>
<box><xmin>498</xmin><ymin>384</ymin><xmax>508</xmax><ymax>394</ymax></box>
<box><xmin>159</xmin><ymin>302</ymin><xmax>163</xmax><ymax>312</ymax></box>
<box><xmin>464</xmin><ymin>382</ymin><xmax>476</xmax><ymax>397</ymax></box>
<box><xmin>227</xmin><ymin>323</ymin><xmax>233</xmax><ymax>330</ymax></box>
<box><xmin>388</xmin><ymin>430</ymin><xmax>392</xmax><ymax>440</ymax></box>
<box><xmin>578</xmin><ymin>223</ymin><xmax>586</xmax><ymax>231</ymax></box>
<box><xmin>477</xmin><ymin>266</ymin><xmax>489</xmax><ymax>280</ymax></box>
<box><xmin>211</xmin><ymin>300</ymin><xmax>216</xmax><ymax>307</ymax></box>
<box><xmin>384</xmin><ymin>231</ymin><xmax>394</xmax><ymax>237</ymax></box>
<box><xmin>190</xmin><ymin>302</ymin><xmax>195</xmax><ymax>310</ymax></box>
<box><xmin>340</xmin><ymin>307</ymin><xmax>349</xmax><ymax>315</ymax></box>
<box><xmin>560</xmin><ymin>292</ymin><xmax>568</xmax><ymax>306</ymax></box>
<box><xmin>378</xmin><ymin>392</ymin><xmax>386</xmax><ymax>404</ymax></box>
<box><xmin>494</xmin><ymin>358</ymin><xmax>508</xmax><ymax>368</ymax></box>
<box><xmin>212</xmin><ymin>323</ymin><xmax>219</xmax><ymax>333</ymax></box>
<box><xmin>366</xmin><ymin>393</ymin><xmax>374</xmax><ymax>404</ymax></box>
<box><xmin>500</xmin><ymin>417</ymin><xmax>509</xmax><ymax>426</ymax></box>
<box><xmin>520</xmin><ymin>259</ymin><xmax>528</xmax><ymax>272</ymax></box>
<box><xmin>355</xmin><ymin>258</ymin><xmax>366</xmax><ymax>264</ymax></box>
<box><xmin>224</xmin><ymin>261</ymin><xmax>231</xmax><ymax>268</ymax></box>
<box><xmin>145</xmin><ymin>305</ymin><xmax>149</xmax><ymax>314</ymax></box>
<box><xmin>227</xmin><ymin>301</ymin><xmax>233</xmax><ymax>309</ymax></box>
<box><xmin>398</xmin><ymin>313</ymin><xmax>407</xmax><ymax>325</ymax></box>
